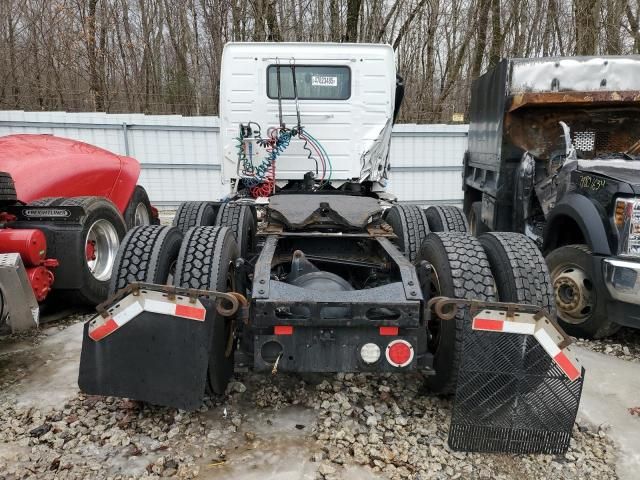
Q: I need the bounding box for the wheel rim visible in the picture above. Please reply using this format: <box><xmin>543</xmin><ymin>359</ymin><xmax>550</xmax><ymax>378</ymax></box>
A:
<box><xmin>551</xmin><ymin>263</ymin><xmax>594</xmax><ymax>324</ymax></box>
<box><xmin>134</xmin><ymin>203</ymin><xmax>150</xmax><ymax>226</ymax></box>
<box><xmin>85</xmin><ymin>219</ymin><xmax>120</xmax><ymax>281</ymax></box>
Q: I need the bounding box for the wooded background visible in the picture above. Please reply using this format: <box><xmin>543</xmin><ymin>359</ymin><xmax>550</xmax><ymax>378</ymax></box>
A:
<box><xmin>1</xmin><ymin>0</ymin><xmax>638</xmax><ymax>122</ymax></box>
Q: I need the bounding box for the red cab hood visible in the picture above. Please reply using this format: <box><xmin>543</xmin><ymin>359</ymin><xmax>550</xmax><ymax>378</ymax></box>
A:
<box><xmin>0</xmin><ymin>134</ymin><xmax>140</xmax><ymax>213</ymax></box>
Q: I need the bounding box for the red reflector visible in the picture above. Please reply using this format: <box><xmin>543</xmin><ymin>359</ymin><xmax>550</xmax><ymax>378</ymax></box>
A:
<box><xmin>554</xmin><ymin>351</ymin><xmax>581</xmax><ymax>381</ymax></box>
<box><xmin>379</xmin><ymin>326</ymin><xmax>398</xmax><ymax>336</ymax></box>
<box><xmin>274</xmin><ymin>325</ymin><xmax>293</xmax><ymax>335</ymax></box>
<box><xmin>472</xmin><ymin>318</ymin><xmax>504</xmax><ymax>331</ymax></box>
<box><xmin>175</xmin><ymin>304</ymin><xmax>206</xmax><ymax>321</ymax></box>
<box><xmin>89</xmin><ymin>318</ymin><xmax>118</xmax><ymax>341</ymax></box>
<box><xmin>386</xmin><ymin>340</ymin><xmax>414</xmax><ymax>367</ymax></box>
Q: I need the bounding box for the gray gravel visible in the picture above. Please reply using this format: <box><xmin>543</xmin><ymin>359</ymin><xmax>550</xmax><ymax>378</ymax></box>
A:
<box><xmin>0</xmin><ymin>369</ymin><xmax>618</xmax><ymax>479</ymax></box>
<box><xmin>574</xmin><ymin>327</ymin><xmax>640</xmax><ymax>363</ymax></box>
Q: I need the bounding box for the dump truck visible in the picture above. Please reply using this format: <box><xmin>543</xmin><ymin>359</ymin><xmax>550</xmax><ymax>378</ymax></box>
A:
<box><xmin>79</xmin><ymin>43</ymin><xmax>584</xmax><ymax>454</ymax></box>
<box><xmin>463</xmin><ymin>57</ymin><xmax>640</xmax><ymax>339</ymax></box>
<box><xmin>0</xmin><ymin>135</ymin><xmax>157</xmax><ymax>332</ymax></box>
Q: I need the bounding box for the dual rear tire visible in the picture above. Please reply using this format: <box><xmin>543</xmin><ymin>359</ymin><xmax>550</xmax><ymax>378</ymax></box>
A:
<box><xmin>417</xmin><ymin>231</ymin><xmax>554</xmax><ymax>394</ymax></box>
<box><xmin>172</xmin><ymin>200</ymin><xmax>256</xmax><ymax>259</ymax></box>
<box><xmin>386</xmin><ymin>203</ymin><xmax>554</xmax><ymax>394</ymax></box>
<box><xmin>110</xmin><ymin>224</ymin><xmax>239</xmax><ymax>396</ymax></box>
<box><xmin>172</xmin><ymin>201</ymin><xmax>219</xmax><ymax>234</ymax></box>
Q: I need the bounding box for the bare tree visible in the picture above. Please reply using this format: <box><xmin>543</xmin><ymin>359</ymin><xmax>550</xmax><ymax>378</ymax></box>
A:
<box><xmin>1</xmin><ymin>0</ymin><xmax>639</xmax><ymax>121</ymax></box>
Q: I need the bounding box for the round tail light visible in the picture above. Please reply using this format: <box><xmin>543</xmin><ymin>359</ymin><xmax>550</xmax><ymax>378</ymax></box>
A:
<box><xmin>360</xmin><ymin>343</ymin><xmax>381</xmax><ymax>364</ymax></box>
<box><xmin>385</xmin><ymin>340</ymin><xmax>414</xmax><ymax>367</ymax></box>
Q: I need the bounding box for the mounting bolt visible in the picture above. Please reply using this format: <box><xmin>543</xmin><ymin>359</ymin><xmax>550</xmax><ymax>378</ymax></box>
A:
<box><xmin>410</xmin><ymin>291</ymin><xmax>417</xmax><ymax>296</ymax></box>
<box><xmin>259</xmin><ymin>289</ymin><xmax>265</xmax><ymax>294</ymax></box>
<box><xmin>408</xmin><ymin>281</ymin><xmax>414</xmax><ymax>286</ymax></box>
<box><xmin>260</xmin><ymin>279</ymin><xmax>265</xmax><ymax>284</ymax></box>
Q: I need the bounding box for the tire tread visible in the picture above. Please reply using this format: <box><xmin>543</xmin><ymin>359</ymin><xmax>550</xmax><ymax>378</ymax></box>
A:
<box><xmin>173</xmin><ymin>201</ymin><xmax>215</xmax><ymax>234</ymax></box>
<box><xmin>387</xmin><ymin>204</ymin><xmax>430</xmax><ymax>262</ymax></box>
<box><xmin>420</xmin><ymin>232</ymin><xmax>495</xmax><ymax>394</ymax></box>
<box><xmin>425</xmin><ymin>205</ymin><xmax>469</xmax><ymax>232</ymax></box>
<box><xmin>479</xmin><ymin>232</ymin><xmax>555</xmax><ymax>314</ymax></box>
<box><xmin>0</xmin><ymin>172</ymin><xmax>17</xmax><ymax>201</ymax></box>
<box><xmin>110</xmin><ymin>225</ymin><xmax>180</xmax><ymax>294</ymax></box>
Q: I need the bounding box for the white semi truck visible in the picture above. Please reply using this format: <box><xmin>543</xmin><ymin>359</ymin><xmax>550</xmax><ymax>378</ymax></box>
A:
<box><xmin>78</xmin><ymin>43</ymin><xmax>583</xmax><ymax>454</ymax></box>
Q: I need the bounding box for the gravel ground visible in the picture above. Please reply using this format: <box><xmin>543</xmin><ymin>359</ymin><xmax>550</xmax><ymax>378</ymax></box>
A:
<box><xmin>0</xmin><ymin>361</ymin><xmax>618</xmax><ymax>480</ymax></box>
<box><xmin>574</xmin><ymin>327</ymin><xmax>640</xmax><ymax>363</ymax></box>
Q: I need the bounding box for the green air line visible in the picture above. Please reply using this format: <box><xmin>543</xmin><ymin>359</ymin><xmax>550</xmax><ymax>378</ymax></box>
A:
<box><xmin>303</xmin><ymin>130</ymin><xmax>332</xmax><ymax>183</ymax></box>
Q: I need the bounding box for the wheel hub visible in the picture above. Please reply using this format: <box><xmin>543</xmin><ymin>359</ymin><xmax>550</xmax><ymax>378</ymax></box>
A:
<box><xmin>552</xmin><ymin>266</ymin><xmax>594</xmax><ymax>324</ymax></box>
<box><xmin>85</xmin><ymin>240</ymin><xmax>97</xmax><ymax>261</ymax></box>
<box><xmin>134</xmin><ymin>202</ymin><xmax>150</xmax><ymax>226</ymax></box>
<box><xmin>85</xmin><ymin>219</ymin><xmax>120</xmax><ymax>281</ymax></box>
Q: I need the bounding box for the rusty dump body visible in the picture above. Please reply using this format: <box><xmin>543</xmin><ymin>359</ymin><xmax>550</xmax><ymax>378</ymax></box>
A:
<box><xmin>464</xmin><ymin>56</ymin><xmax>640</xmax><ymax>232</ymax></box>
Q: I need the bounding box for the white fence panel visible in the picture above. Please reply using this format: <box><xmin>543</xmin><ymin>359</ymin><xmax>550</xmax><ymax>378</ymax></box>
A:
<box><xmin>389</xmin><ymin>124</ymin><xmax>467</xmax><ymax>205</ymax></box>
<box><xmin>0</xmin><ymin>111</ymin><xmax>468</xmax><ymax>208</ymax></box>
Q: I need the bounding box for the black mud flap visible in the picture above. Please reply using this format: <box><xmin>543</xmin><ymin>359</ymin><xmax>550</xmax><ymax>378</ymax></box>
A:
<box><xmin>78</xmin><ymin>298</ymin><xmax>216</xmax><ymax>411</ymax></box>
<box><xmin>448</xmin><ymin>323</ymin><xmax>584</xmax><ymax>454</ymax></box>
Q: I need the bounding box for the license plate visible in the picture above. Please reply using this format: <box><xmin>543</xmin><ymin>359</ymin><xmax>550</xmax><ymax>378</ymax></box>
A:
<box><xmin>311</xmin><ymin>75</ymin><xmax>337</xmax><ymax>87</ymax></box>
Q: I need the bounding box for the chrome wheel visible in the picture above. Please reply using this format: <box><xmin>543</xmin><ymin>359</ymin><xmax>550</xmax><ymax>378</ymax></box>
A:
<box><xmin>85</xmin><ymin>219</ymin><xmax>120</xmax><ymax>281</ymax></box>
<box><xmin>551</xmin><ymin>263</ymin><xmax>594</xmax><ymax>325</ymax></box>
<box><xmin>134</xmin><ymin>202</ymin><xmax>150</xmax><ymax>226</ymax></box>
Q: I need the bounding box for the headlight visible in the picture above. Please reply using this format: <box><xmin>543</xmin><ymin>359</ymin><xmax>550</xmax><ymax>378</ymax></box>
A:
<box><xmin>614</xmin><ymin>197</ymin><xmax>640</xmax><ymax>256</ymax></box>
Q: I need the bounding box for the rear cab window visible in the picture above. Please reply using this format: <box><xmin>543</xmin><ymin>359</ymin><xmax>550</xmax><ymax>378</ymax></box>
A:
<box><xmin>267</xmin><ymin>65</ymin><xmax>351</xmax><ymax>100</ymax></box>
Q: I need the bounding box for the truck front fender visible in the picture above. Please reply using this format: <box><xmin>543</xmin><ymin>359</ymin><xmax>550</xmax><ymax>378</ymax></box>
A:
<box><xmin>543</xmin><ymin>193</ymin><xmax>611</xmax><ymax>255</ymax></box>
<box><xmin>0</xmin><ymin>134</ymin><xmax>140</xmax><ymax>214</ymax></box>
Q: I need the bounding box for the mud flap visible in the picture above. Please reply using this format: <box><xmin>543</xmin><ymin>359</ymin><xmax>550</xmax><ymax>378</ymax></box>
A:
<box><xmin>78</xmin><ymin>292</ymin><xmax>220</xmax><ymax>411</ymax></box>
<box><xmin>445</xmin><ymin>304</ymin><xmax>584</xmax><ymax>454</ymax></box>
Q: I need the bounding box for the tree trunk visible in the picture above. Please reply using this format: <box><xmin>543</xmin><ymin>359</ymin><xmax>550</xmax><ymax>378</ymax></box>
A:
<box><xmin>345</xmin><ymin>0</ymin><xmax>363</xmax><ymax>41</ymax></box>
<box><xmin>85</xmin><ymin>0</ymin><xmax>104</xmax><ymax>111</ymax></box>
<box><xmin>489</xmin><ymin>0</ymin><xmax>502</xmax><ymax>66</ymax></box>
<box><xmin>330</xmin><ymin>0</ymin><xmax>340</xmax><ymax>41</ymax></box>
<box><xmin>266</xmin><ymin>0</ymin><xmax>281</xmax><ymax>41</ymax></box>
<box><xmin>574</xmin><ymin>0</ymin><xmax>601</xmax><ymax>54</ymax></box>
<box><xmin>470</xmin><ymin>0</ymin><xmax>490</xmax><ymax>79</ymax></box>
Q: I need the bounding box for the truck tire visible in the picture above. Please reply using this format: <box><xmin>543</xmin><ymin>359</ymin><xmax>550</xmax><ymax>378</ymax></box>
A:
<box><xmin>468</xmin><ymin>201</ymin><xmax>489</xmax><ymax>236</ymax></box>
<box><xmin>425</xmin><ymin>205</ymin><xmax>469</xmax><ymax>233</ymax></box>
<box><xmin>109</xmin><ymin>225</ymin><xmax>183</xmax><ymax>294</ymax></box>
<box><xmin>417</xmin><ymin>232</ymin><xmax>496</xmax><ymax>394</ymax></box>
<box><xmin>59</xmin><ymin>197</ymin><xmax>127</xmax><ymax>305</ymax></box>
<box><xmin>216</xmin><ymin>202</ymin><xmax>257</xmax><ymax>259</ymax></box>
<box><xmin>173</xmin><ymin>226</ymin><xmax>239</xmax><ymax>395</ymax></box>
<box><xmin>29</xmin><ymin>197</ymin><xmax>67</xmax><ymax>206</ymax></box>
<box><xmin>172</xmin><ymin>201</ymin><xmax>217</xmax><ymax>234</ymax></box>
<box><xmin>0</xmin><ymin>172</ymin><xmax>17</xmax><ymax>203</ymax></box>
<box><xmin>546</xmin><ymin>244</ymin><xmax>619</xmax><ymax>339</ymax></box>
<box><xmin>385</xmin><ymin>204</ymin><xmax>430</xmax><ymax>262</ymax></box>
<box><xmin>479</xmin><ymin>232</ymin><xmax>555</xmax><ymax>313</ymax></box>
<box><xmin>123</xmin><ymin>186</ymin><xmax>153</xmax><ymax>229</ymax></box>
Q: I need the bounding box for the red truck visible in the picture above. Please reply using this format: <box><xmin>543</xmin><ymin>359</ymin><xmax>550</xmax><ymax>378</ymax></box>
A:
<box><xmin>0</xmin><ymin>134</ymin><xmax>157</xmax><ymax>331</ymax></box>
